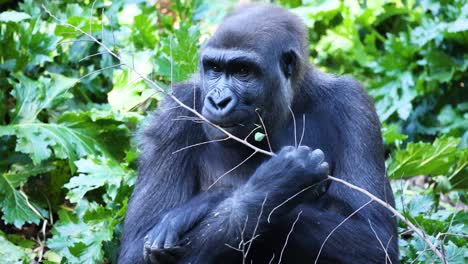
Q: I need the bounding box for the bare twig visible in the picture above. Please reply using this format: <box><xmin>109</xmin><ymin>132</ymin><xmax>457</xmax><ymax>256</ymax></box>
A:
<box><xmin>90</xmin><ymin>0</ymin><xmax>97</xmax><ymax>34</ymax></box>
<box><xmin>172</xmin><ymin>137</ymin><xmax>229</xmax><ymax>154</ymax></box>
<box><xmin>79</xmin><ymin>51</ymin><xmax>109</xmax><ymax>62</ymax></box>
<box><xmin>58</xmin><ymin>39</ymin><xmax>95</xmax><ymax>45</ymax></box>
<box><xmin>255</xmin><ymin>109</ymin><xmax>273</xmax><ymax>153</ymax></box>
<box><xmin>288</xmin><ymin>106</ymin><xmax>297</xmax><ymax>147</ymax></box>
<box><xmin>298</xmin><ymin>114</ymin><xmax>305</xmax><ymax>146</ymax></box>
<box><xmin>19</xmin><ymin>189</ymin><xmax>44</xmax><ymax>220</ymax></box>
<box><xmin>244</xmin><ymin>124</ymin><xmax>262</xmax><ymax>141</ymax></box>
<box><xmin>268</xmin><ymin>254</ymin><xmax>276</xmax><ymax>264</ymax></box>
<box><xmin>327</xmin><ymin>176</ymin><xmax>446</xmax><ymax>263</ymax></box>
<box><xmin>244</xmin><ymin>194</ymin><xmax>268</xmax><ymax>261</ymax></box>
<box><xmin>208</xmin><ymin>151</ymin><xmax>258</xmax><ymax>189</ymax></box>
<box><xmin>385</xmin><ymin>235</ymin><xmax>394</xmax><ymax>262</ymax></box>
<box><xmin>315</xmin><ymin>199</ymin><xmax>373</xmax><ymax>263</ymax></box>
<box><xmin>368</xmin><ymin>219</ymin><xmax>392</xmax><ymax>264</ymax></box>
<box><xmin>267</xmin><ymin>179</ymin><xmax>328</xmax><ymax>223</ymax></box>
<box><xmin>278</xmin><ymin>210</ymin><xmax>302</xmax><ymax>264</ymax></box>
<box><xmin>79</xmin><ymin>63</ymin><xmax>124</xmax><ymax>80</ymax></box>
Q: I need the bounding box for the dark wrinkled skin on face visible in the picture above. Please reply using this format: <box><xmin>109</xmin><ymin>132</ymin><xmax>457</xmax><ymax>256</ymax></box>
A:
<box><xmin>119</xmin><ymin>3</ymin><xmax>399</xmax><ymax>264</ymax></box>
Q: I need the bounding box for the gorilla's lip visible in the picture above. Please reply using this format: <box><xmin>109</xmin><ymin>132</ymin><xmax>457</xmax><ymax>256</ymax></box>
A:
<box><xmin>217</xmin><ymin>123</ymin><xmax>236</xmax><ymax>128</ymax></box>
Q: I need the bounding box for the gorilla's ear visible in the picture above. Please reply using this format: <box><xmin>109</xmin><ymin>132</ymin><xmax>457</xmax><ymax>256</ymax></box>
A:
<box><xmin>280</xmin><ymin>49</ymin><xmax>298</xmax><ymax>79</ymax></box>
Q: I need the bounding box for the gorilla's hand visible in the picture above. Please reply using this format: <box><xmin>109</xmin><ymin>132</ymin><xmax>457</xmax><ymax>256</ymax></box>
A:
<box><xmin>277</xmin><ymin>146</ymin><xmax>329</xmax><ymax>182</ymax></box>
<box><xmin>252</xmin><ymin>146</ymin><xmax>329</xmax><ymax>198</ymax></box>
<box><xmin>143</xmin><ymin>208</ymin><xmax>190</xmax><ymax>264</ymax></box>
<box><xmin>143</xmin><ymin>190</ymin><xmax>228</xmax><ymax>264</ymax></box>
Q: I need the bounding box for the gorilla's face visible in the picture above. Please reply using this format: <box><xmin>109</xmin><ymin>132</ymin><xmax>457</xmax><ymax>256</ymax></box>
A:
<box><xmin>200</xmin><ymin>47</ymin><xmax>266</xmax><ymax>141</ymax></box>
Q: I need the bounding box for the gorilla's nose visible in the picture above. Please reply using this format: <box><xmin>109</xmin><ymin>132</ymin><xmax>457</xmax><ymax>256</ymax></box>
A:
<box><xmin>205</xmin><ymin>88</ymin><xmax>238</xmax><ymax>116</ymax></box>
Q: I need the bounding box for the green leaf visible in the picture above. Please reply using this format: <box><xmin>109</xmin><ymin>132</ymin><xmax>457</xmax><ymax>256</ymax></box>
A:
<box><xmin>0</xmin><ymin>165</ymin><xmax>50</xmax><ymax>227</ymax></box>
<box><xmin>382</xmin><ymin>124</ymin><xmax>408</xmax><ymax>144</ymax></box>
<box><xmin>421</xmin><ymin>49</ymin><xmax>457</xmax><ymax>83</ymax></box>
<box><xmin>43</xmin><ymin>250</ymin><xmax>62</xmax><ymax>263</ymax></box>
<box><xmin>388</xmin><ymin>137</ymin><xmax>461</xmax><ymax>179</ymax></box>
<box><xmin>47</xmin><ymin>202</ymin><xmax>114</xmax><ymax>264</ymax></box>
<box><xmin>108</xmin><ymin>68</ymin><xmax>156</xmax><ymax>112</ymax></box>
<box><xmin>254</xmin><ymin>132</ymin><xmax>265</xmax><ymax>142</ymax></box>
<box><xmin>0</xmin><ymin>231</ymin><xmax>28</xmax><ymax>263</ymax></box>
<box><xmin>0</xmin><ymin>122</ymin><xmax>102</xmax><ymax>168</ymax></box>
<box><xmin>443</xmin><ymin>241</ymin><xmax>466</xmax><ymax>264</ymax></box>
<box><xmin>55</xmin><ymin>16</ymin><xmax>101</xmax><ymax>38</ymax></box>
<box><xmin>0</xmin><ymin>11</ymin><xmax>31</xmax><ymax>23</ymax></box>
<box><xmin>450</xmin><ymin>149</ymin><xmax>468</xmax><ymax>189</ymax></box>
<box><xmin>8</xmin><ymin>73</ymin><xmax>78</xmax><ymax>123</ymax></box>
<box><xmin>372</xmin><ymin>72</ymin><xmax>417</xmax><ymax>121</ymax></box>
<box><xmin>154</xmin><ymin>24</ymin><xmax>201</xmax><ymax>82</ymax></box>
<box><xmin>65</xmin><ymin>157</ymin><xmax>127</xmax><ymax>203</ymax></box>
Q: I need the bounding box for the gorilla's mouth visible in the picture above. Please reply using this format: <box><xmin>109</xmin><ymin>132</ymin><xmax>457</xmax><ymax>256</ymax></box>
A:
<box><xmin>217</xmin><ymin>123</ymin><xmax>237</xmax><ymax>128</ymax></box>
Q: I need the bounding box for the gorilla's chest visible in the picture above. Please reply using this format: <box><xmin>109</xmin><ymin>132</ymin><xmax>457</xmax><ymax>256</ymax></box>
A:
<box><xmin>198</xmin><ymin>150</ymin><xmax>261</xmax><ymax>190</ymax></box>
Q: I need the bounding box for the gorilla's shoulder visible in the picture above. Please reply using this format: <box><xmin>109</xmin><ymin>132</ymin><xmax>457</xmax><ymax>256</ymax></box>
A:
<box><xmin>326</xmin><ymin>73</ymin><xmax>375</xmax><ymax>111</ymax></box>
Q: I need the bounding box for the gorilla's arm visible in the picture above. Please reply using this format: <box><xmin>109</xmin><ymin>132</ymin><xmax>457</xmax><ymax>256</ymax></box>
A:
<box><xmin>277</xmin><ymin>75</ymin><xmax>399</xmax><ymax>263</ymax></box>
<box><xmin>177</xmin><ymin>146</ymin><xmax>329</xmax><ymax>263</ymax></box>
<box><xmin>119</xmin><ymin>83</ymin><xmax>205</xmax><ymax>264</ymax></box>
<box><xmin>143</xmin><ymin>188</ymin><xmax>230</xmax><ymax>262</ymax></box>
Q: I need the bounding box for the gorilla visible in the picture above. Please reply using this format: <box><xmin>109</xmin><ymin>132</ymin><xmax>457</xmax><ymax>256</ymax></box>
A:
<box><xmin>119</xmin><ymin>3</ymin><xmax>399</xmax><ymax>264</ymax></box>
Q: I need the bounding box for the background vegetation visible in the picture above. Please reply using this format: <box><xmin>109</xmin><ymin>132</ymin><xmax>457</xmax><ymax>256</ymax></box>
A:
<box><xmin>0</xmin><ymin>0</ymin><xmax>466</xmax><ymax>263</ymax></box>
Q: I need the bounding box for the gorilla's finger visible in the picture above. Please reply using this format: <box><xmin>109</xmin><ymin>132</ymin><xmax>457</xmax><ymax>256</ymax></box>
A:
<box><xmin>151</xmin><ymin>230</ymin><xmax>167</xmax><ymax>250</ymax></box>
<box><xmin>318</xmin><ymin>162</ymin><xmax>329</xmax><ymax>175</ymax></box>
<box><xmin>163</xmin><ymin>232</ymin><xmax>178</xmax><ymax>248</ymax></box>
<box><xmin>309</xmin><ymin>149</ymin><xmax>325</xmax><ymax>164</ymax></box>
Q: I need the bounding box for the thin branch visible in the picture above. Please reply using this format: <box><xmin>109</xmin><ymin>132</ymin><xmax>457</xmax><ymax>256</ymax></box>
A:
<box><xmin>79</xmin><ymin>63</ymin><xmax>124</xmax><ymax>80</ymax></box>
<box><xmin>278</xmin><ymin>210</ymin><xmax>302</xmax><ymax>264</ymax></box>
<box><xmin>244</xmin><ymin>124</ymin><xmax>262</xmax><ymax>141</ymax></box>
<box><xmin>255</xmin><ymin>109</ymin><xmax>273</xmax><ymax>152</ymax></box>
<box><xmin>368</xmin><ymin>219</ymin><xmax>392</xmax><ymax>264</ymax></box>
<box><xmin>19</xmin><ymin>189</ymin><xmax>44</xmax><ymax>220</ymax></box>
<box><xmin>172</xmin><ymin>137</ymin><xmax>229</xmax><ymax>154</ymax></box>
<box><xmin>101</xmin><ymin>8</ymin><xmax>104</xmax><ymax>42</ymax></box>
<box><xmin>225</xmin><ymin>243</ymin><xmax>243</xmax><ymax>252</ymax></box>
<box><xmin>79</xmin><ymin>51</ymin><xmax>109</xmax><ymax>62</ymax></box>
<box><xmin>315</xmin><ymin>199</ymin><xmax>373</xmax><ymax>264</ymax></box>
<box><xmin>288</xmin><ymin>106</ymin><xmax>297</xmax><ymax>147</ymax></box>
<box><xmin>267</xmin><ymin>179</ymin><xmax>328</xmax><ymax>223</ymax></box>
<box><xmin>170</xmin><ymin>36</ymin><xmax>174</xmax><ymax>92</ymax></box>
<box><xmin>439</xmin><ymin>213</ymin><xmax>456</xmax><ymax>261</ymax></box>
<box><xmin>90</xmin><ymin>0</ymin><xmax>97</xmax><ymax>34</ymax></box>
<box><xmin>208</xmin><ymin>151</ymin><xmax>257</xmax><ymax>190</ymax></box>
<box><xmin>298</xmin><ymin>114</ymin><xmax>305</xmax><ymax>146</ymax></box>
<box><xmin>244</xmin><ymin>194</ymin><xmax>268</xmax><ymax>260</ymax></box>
<box><xmin>385</xmin><ymin>235</ymin><xmax>394</xmax><ymax>263</ymax></box>
<box><xmin>268</xmin><ymin>253</ymin><xmax>276</xmax><ymax>264</ymax></box>
<box><xmin>327</xmin><ymin>176</ymin><xmax>446</xmax><ymax>263</ymax></box>
<box><xmin>58</xmin><ymin>39</ymin><xmax>95</xmax><ymax>45</ymax></box>
<box><xmin>109</xmin><ymin>15</ymin><xmax>116</xmax><ymax>48</ymax></box>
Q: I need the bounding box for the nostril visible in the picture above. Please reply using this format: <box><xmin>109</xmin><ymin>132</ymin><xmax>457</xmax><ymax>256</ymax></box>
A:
<box><xmin>217</xmin><ymin>97</ymin><xmax>232</xmax><ymax>109</ymax></box>
<box><xmin>208</xmin><ymin>97</ymin><xmax>218</xmax><ymax>110</ymax></box>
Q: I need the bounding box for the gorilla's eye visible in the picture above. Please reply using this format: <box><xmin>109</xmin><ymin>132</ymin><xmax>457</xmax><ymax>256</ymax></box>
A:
<box><xmin>233</xmin><ymin>63</ymin><xmax>251</xmax><ymax>76</ymax></box>
<box><xmin>204</xmin><ymin>60</ymin><xmax>222</xmax><ymax>73</ymax></box>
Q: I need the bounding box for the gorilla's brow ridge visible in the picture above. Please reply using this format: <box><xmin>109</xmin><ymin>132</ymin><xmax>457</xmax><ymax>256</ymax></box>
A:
<box><xmin>202</xmin><ymin>47</ymin><xmax>262</xmax><ymax>65</ymax></box>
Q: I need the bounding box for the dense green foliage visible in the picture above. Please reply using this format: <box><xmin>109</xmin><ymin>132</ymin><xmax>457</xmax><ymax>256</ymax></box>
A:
<box><xmin>0</xmin><ymin>0</ymin><xmax>466</xmax><ymax>263</ymax></box>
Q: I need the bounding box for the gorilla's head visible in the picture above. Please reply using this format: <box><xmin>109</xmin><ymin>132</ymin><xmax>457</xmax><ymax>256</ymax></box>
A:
<box><xmin>200</xmin><ymin>4</ymin><xmax>309</xmax><ymax>141</ymax></box>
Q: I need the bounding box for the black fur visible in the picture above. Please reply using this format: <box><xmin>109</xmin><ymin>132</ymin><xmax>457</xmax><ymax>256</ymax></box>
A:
<box><xmin>119</xmin><ymin>4</ymin><xmax>398</xmax><ymax>264</ymax></box>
